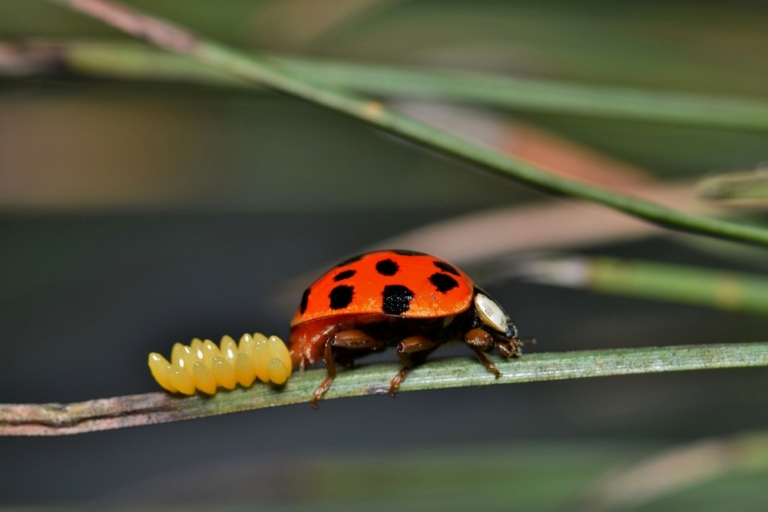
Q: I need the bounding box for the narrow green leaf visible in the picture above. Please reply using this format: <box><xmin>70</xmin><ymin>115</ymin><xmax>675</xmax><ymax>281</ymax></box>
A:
<box><xmin>698</xmin><ymin>168</ymin><xmax>768</xmax><ymax>206</ymax></box>
<box><xmin>3</xmin><ymin>343</ymin><xmax>768</xmax><ymax>436</ymax></box>
<box><xmin>39</xmin><ymin>41</ymin><xmax>768</xmax><ymax>132</ymax></box>
<box><xmin>43</xmin><ymin>1</ymin><xmax>768</xmax><ymax>248</ymax></box>
<box><xmin>521</xmin><ymin>256</ymin><xmax>768</xmax><ymax>315</ymax></box>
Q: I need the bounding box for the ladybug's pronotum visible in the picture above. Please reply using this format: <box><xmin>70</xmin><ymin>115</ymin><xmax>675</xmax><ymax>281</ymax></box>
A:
<box><xmin>289</xmin><ymin>250</ymin><xmax>533</xmax><ymax>407</ymax></box>
<box><xmin>148</xmin><ymin>333</ymin><xmax>292</xmax><ymax>395</ymax></box>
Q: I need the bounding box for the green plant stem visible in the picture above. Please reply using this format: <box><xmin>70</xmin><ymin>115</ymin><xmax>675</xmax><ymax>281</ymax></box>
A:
<box><xmin>521</xmin><ymin>256</ymin><xmax>768</xmax><ymax>315</ymax></box>
<box><xmin>9</xmin><ymin>41</ymin><xmax>768</xmax><ymax>132</ymax></box>
<box><xmin>278</xmin><ymin>59</ymin><xmax>768</xmax><ymax>132</ymax></box>
<box><xmin>589</xmin><ymin>258</ymin><xmax>768</xmax><ymax>313</ymax></box>
<box><xmin>3</xmin><ymin>343</ymin><xmax>768</xmax><ymax>436</ymax></box>
<box><xmin>45</xmin><ymin>0</ymin><xmax>768</xmax><ymax>248</ymax></box>
<box><xmin>697</xmin><ymin>168</ymin><xmax>768</xmax><ymax>206</ymax></box>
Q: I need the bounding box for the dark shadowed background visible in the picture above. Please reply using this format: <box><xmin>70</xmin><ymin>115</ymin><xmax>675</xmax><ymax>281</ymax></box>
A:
<box><xmin>3</xmin><ymin>1</ymin><xmax>768</xmax><ymax>510</ymax></box>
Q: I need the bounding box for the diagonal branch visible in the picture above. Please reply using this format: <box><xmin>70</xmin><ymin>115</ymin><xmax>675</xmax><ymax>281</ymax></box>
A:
<box><xmin>4</xmin><ymin>41</ymin><xmax>768</xmax><ymax>132</ymax></box>
<box><xmin>46</xmin><ymin>0</ymin><xmax>768</xmax><ymax>248</ymax></box>
<box><xmin>3</xmin><ymin>343</ymin><xmax>768</xmax><ymax>436</ymax></box>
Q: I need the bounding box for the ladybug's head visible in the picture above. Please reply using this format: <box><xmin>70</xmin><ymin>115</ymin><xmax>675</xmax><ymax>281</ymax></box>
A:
<box><xmin>473</xmin><ymin>289</ymin><xmax>518</xmax><ymax>340</ymax></box>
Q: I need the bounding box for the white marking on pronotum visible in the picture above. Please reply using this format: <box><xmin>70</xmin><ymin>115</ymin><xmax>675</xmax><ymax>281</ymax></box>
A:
<box><xmin>474</xmin><ymin>294</ymin><xmax>508</xmax><ymax>333</ymax></box>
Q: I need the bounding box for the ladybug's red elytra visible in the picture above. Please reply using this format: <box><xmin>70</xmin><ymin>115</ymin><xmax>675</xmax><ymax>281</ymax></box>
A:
<box><xmin>289</xmin><ymin>250</ymin><xmax>532</xmax><ymax>407</ymax></box>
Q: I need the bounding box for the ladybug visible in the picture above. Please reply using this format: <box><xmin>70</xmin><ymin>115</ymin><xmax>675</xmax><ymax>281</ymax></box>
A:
<box><xmin>289</xmin><ymin>250</ymin><xmax>532</xmax><ymax>407</ymax></box>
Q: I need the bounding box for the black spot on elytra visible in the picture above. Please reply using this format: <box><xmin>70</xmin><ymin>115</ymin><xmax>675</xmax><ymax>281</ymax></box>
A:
<box><xmin>433</xmin><ymin>260</ymin><xmax>460</xmax><ymax>276</ymax></box>
<box><xmin>381</xmin><ymin>285</ymin><xmax>414</xmax><ymax>314</ymax></box>
<box><xmin>391</xmin><ymin>249</ymin><xmax>426</xmax><ymax>256</ymax></box>
<box><xmin>300</xmin><ymin>288</ymin><xmax>310</xmax><ymax>314</ymax></box>
<box><xmin>333</xmin><ymin>269</ymin><xmax>356</xmax><ymax>281</ymax></box>
<box><xmin>329</xmin><ymin>285</ymin><xmax>354</xmax><ymax>309</ymax></box>
<box><xmin>335</xmin><ymin>254</ymin><xmax>363</xmax><ymax>267</ymax></box>
<box><xmin>375</xmin><ymin>258</ymin><xmax>399</xmax><ymax>276</ymax></box>
<box><xmin>429</xmin><ymin>273</ymin><xmax>459</xmax><ymax>293</ymax></box>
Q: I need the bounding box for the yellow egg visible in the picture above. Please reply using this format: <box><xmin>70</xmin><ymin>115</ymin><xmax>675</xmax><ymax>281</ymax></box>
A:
<box><xmin>268</xmin><ymin>358</ymin><xmax>290</xmax><ymax>385</ymax></box>
<box><xmin>168</xmin><ymin>365</ymin><xmax>196</xmax><ymax>395</ymax></box>
<box><xmin>151</xmin><ymin>332</ymin><xmax>292</xmax><ymax>395</ymax></box>
<box><xmin>234</xmin><ymin>352</ymin><xmax>255</xmax><ymax>387</ymax></box>
<box><xmin>171</xmin><ymin>343</ymin><xmax>195</xmax><ymax>375</ymax></box>
<box><xmin>211</xmin><ymin>356</ymin><xmax>236</xmax><ymax>389</ymax></box>
<box><xmin>202</xmin><ymin>339</ymin><xmax>222</xmax><ymax>368</ymax></box>
<box><xmin>238</xmin><ymin>333</ymin><xmax>255</xmax><ymax>358</ymax></box>
<box><xmin>190</xmin><ymin>338</ymin><xmax>206</xmax><ymax>363</ymax></box>
<box><xmin>148</xmin><ymin>353</ymin><xmax>177</xmax><ymax>393</ymax></box>
<box><xmin>251</xmin><ymin>334</ymin><xmax>270</xmax><ymax>382</ymax></box>
<box><xmin>192</xmin><ymin>361</ymin><xmax>217</xmax><ymax>394</ymax></box>
<box><xmin>268</xmin><ymin>335</ymin><xmax>293</xmax><ymax>379</ymax></box>
<box><xmin>220</xmin><ymin>335</ymin><xmax>238</xmax><ymax>366</ymax></box>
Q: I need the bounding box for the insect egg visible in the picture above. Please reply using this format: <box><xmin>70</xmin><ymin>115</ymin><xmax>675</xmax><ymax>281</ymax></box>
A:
<box><xmin>252</xmin><ymin>333</ymin><xmax>271</xmax><ymax>382</ymax></box>
<box><xmin>238</xmin><ymin>333</ymin><xmax>256</xmax><ymax>354</ymax></box>
<box><xmin>234</xmin><ymin>352</ymin><xmax>255</xmax><ymax>387</ymax></box>
<box><xmin>267</xmin><ymin>335</ymin><xmax>292</xmax><ymax>384</ymax></box>
<box><xmin>201</xmin><ymin>339</ymin><xmax>222</xmax><ymax>367</ymax></box>
<box><xmin>148</xmin><ymin>333</ymin><xmax>293</xmax><ymax>395</ymax></box>
<box><xmin>192</xmin><ymin>361</ymin><xmax>217</xmax><ymax>394</ymax></box>
<box><xmin>220</xmin><ymin>335</ymin><xmax>238</xmax><ymax>366</ymax></box>
<box><xmin>211</xmin><ymin>355</ymin><xmax>236</xmax><ymax>389</ymax></box>
<box><xmin>168</xmin><ymin>364</ymin><xmax>195</xmax><ymax>395</ymax></box>
<box><xmin>190</xmin><ymin>338</ymin><xmax>205</xmax><ymax>362</ymax></box>
<box><xmin>171</xmin><ymin>343</ymin><xmax>194</xmax><ymax>375</ymax></box>
<box><xmin>148</xmin><ymin>353</ymin><xmax>176</xmax><ymax>393</ymax></box>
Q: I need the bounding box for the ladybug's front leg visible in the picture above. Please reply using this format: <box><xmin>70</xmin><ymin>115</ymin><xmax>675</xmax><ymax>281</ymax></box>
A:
<box><xmin>463</xmin><ymin>328</ymin><xmax>501</xmax><ymax>377</ymax></box>
<box><xmin>389</xmin><ymin>335</ymin><xmax>439</xmax><ymax>396</ymax></box>
<box><xmin>311</xmin><ymin>329</ymin><xmax>386</xmax><ymax>408</ymax></box>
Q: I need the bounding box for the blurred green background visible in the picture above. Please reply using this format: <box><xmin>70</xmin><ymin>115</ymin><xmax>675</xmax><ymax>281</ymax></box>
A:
<box><xmin>2</xmin><ymin>0</ymin><xmax>768</xmax><ymax>510</ymax></box>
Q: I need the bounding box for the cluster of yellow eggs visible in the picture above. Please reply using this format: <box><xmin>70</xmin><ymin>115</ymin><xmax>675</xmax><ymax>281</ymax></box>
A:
<box><xmin>148</xmin><ymin>333</ymin><xmax>292</xmax><ymax>395</ymax></box>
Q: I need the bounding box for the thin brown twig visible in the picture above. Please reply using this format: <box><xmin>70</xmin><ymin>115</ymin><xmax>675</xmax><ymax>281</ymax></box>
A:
<box><xmin>59</xmin><ymin>0</ymin><xmax>197</xmax><ymax>51</ymax></box>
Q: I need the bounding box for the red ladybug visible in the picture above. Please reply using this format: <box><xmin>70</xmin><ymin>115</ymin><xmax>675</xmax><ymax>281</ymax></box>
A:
<box><xmin>289</xmin><ymin>250</ymin><xmax>531</xmax><ymax>407</ymax></box>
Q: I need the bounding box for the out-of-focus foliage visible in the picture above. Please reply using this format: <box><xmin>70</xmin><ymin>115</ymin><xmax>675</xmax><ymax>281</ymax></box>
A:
<box><xmin>3</xmin><ymin>1</ymin><xmax>768</xmax><ymax>511</ymax></box>
<box><xmin>2</xmin><ymin>0</ymin><xmax>768</xmax><ymax>211</ymax></box>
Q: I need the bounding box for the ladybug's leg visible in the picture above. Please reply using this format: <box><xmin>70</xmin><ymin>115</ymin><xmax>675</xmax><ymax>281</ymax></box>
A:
<box><xmin>311</xmin><ymin>329</ymin><xmax>386</xmax><ymax>408</ymax></box>
<box><xmin>311</xmin><ymin>338</ymin><xmax>337</xmax><ymax>408</ymax></box>
<box><xmin>497</xmin><ymin>336</ymin><xmax>535</xmax><ymax>358</ymax></box>
<box><xmin>496</xmin><ymin>338</ymin><xmax>521</xmax><ymax>358</ymax></box>
<box><xmin>463</xmin><ymin>328</ymin><xmax>501</xmax><ymax>377</ymax></box>
<box><xmin>389</xmin><ymin>335</ymin><xmax>439</xmax><ymax>396</ymax></box>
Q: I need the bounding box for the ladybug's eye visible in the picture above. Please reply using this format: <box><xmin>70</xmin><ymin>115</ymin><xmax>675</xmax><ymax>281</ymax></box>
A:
<box><xmin>474</xmin><ymin>294</ymin><xmax>509</xmax><ymax>333</ymax></box>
